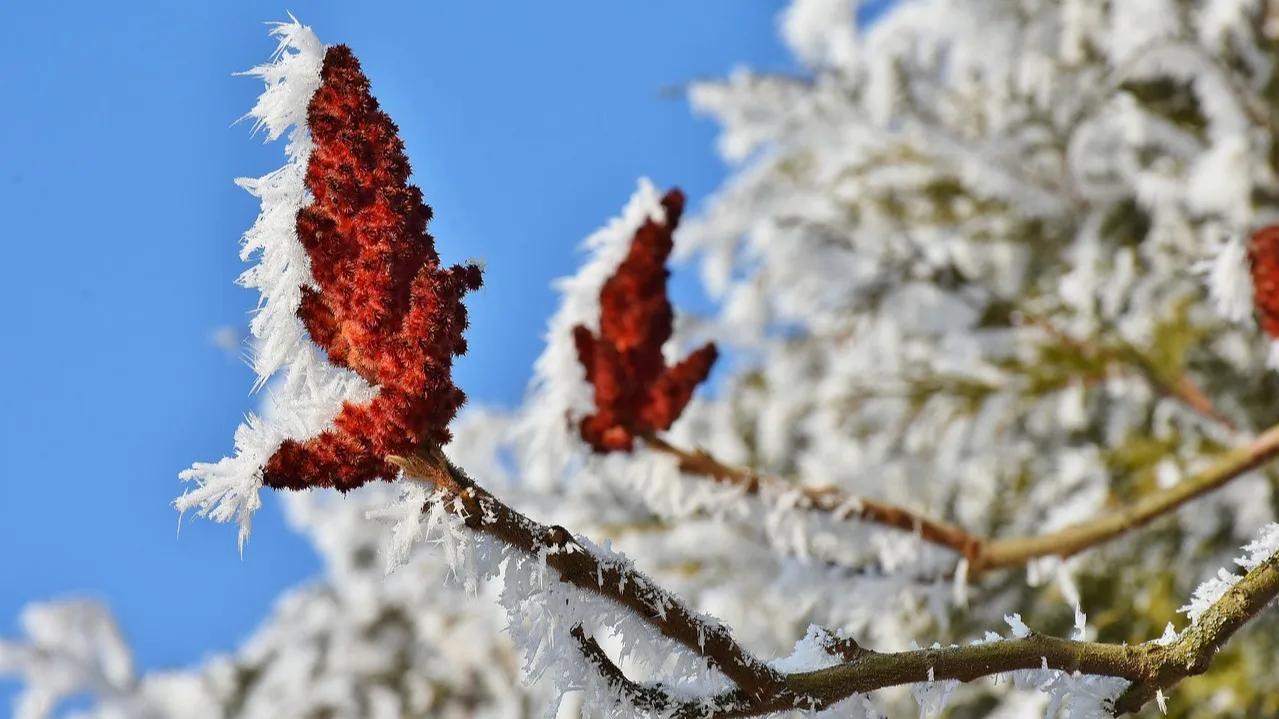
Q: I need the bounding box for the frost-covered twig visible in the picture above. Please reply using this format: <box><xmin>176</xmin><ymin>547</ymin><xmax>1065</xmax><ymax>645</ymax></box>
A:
<box><xmin>1112</xmin><ymin>541</ymin><xmax>1279</xmax><ymax>712</ymax></box>
<box><xmin>385</xmin><ymin>445</ymin><xmax>788</xmax><ymax>704</ymax></box>
<box><xmin>975</xmin><ymin>423</ymin><xmax>1279</xmax><ymax>574</ymax></box>
<box><xmin>641</xmin><ymin>433</ymin><xmax>983</xmax><ymax>560</ymax></box>
<box><xmin>568</xmin><ymin>625</ymin><xmax>759</xmax><ymax>718</ymax></box>
<box><xmin>642</xmin><ymin>423</ymin><xmax>1279</xmax><ymax>577</ymax></box>
<box><xmin>789</xmin><ymin>552</ymin><xmax>1278</xmax><ymax>718</ymax></box>
<box><xmin>391</xmin><ymin>445</ymin><xmax>1279</xmax><ymax>717</ymax></box>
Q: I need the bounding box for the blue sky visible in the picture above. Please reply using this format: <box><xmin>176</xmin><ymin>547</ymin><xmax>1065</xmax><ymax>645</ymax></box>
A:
<box><xmin>0</xmin><ymin>0</ymin><xmax>809</xmax><ymax>707</ymax></box>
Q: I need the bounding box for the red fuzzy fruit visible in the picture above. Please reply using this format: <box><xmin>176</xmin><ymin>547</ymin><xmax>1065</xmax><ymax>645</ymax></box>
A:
<box><xmin>1250</xmin><ymin>226</ymin><xmax>1279</xmax><ymax>340</ymax></box>
<box><xmin>263</xmin><ymin>45</ymin><xmax>482</xmax><ymax>492</ymax></box>
<box><xmin>574</xmin><ymin>189</ymin><xmax>718</xmax><ymax>452</ymax></box>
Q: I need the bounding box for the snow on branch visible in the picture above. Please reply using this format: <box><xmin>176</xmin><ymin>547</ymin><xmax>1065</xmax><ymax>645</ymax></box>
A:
<box><xmin>641</xmin><ymin>422</ymin><xmax>1279</xmax><ymax>578</ymax></box>
<box><xmin>386</xmin><ymin>441</ymin><xmax>1279</xmax><ymax>717</ymax></box>
<box><xmin>383</xmin><ymin>445</ymin><xmax>787</xmax><ymax>705</ymax></box>
<box><xmin>1115</xmin><ymin>522</ymin><xmax>1279</xmax><ymax>712</ymax></box>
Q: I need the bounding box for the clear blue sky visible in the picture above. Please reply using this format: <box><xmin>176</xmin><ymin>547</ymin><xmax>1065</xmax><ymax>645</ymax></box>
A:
<box><xmin>0</xmin><ymin>1</ymin><xmax>812</xmax><ymax>706</ymax></box>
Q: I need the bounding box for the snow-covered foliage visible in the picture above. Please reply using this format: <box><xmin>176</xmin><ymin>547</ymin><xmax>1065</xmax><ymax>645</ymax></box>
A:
<box><xmin>9</xmin><ymin>1</ymin><xmax>1279</xmax><ymax>717</ymax></box>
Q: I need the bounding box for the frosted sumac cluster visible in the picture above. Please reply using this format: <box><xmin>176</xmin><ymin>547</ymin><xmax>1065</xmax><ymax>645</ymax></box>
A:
<box><xmin>572</xmin><ymin>188</ymin><xmax>719</xmax><ymax>453</ymax></box>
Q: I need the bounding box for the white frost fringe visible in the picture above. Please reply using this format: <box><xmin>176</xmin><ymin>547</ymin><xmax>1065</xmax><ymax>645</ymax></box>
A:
<box><xmin>175</xmin><ymin>17</ymin><xmax>375</xmax><ymax>551</ymax></box>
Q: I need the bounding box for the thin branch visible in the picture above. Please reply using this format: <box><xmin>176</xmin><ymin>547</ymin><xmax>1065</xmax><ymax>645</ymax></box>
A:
<box><xmin>975</xmin><ymin>423</ymin><xmax>1279</xmax><ymax>573</ymax></box>
<box><xmin>386</xmin><ymin>445</ymin><xmax>788</xmax><ymax>704</ymax></box>
<box><xmin>1115</xmin><ymin>547</ymin><xmax>1279</xmax><ymax>712</ymax></box>
<box><xmin>390</xmin><ymin>441</ymin><xmax>1279</xmax><ymax>717</ymax></box>
<box><xmin>642</xmin><ymin>424</ymin><xmax>1279</xmax><ymax>577</ymax></box>
<box><xmin>952</xmin><ymin>285</ymin><xmax>1236</xmax><ymax>432</ymax></box>
<box><xmin>569</xmin><ymin>625</ymin><xmax>760</xmax><ymax>718</ymax></box>
<box><xmin>578</xmin><ymin>552</ymin><xmax>1279</xmax><ymax>717</ymax></box>
<box><xmin>640</xmin><ymin>434</ymin><xmax>983</xmax><ymax>558</ymax></box>
<box><xmin>793</xmin><ymin>544</ymin><xmax>1279</xmax><ymax>716</ymax></box>
<box><xmin>910</xmin><ymin>220</ymin><xmax>1235</xmax><ymax>432</ymax></box>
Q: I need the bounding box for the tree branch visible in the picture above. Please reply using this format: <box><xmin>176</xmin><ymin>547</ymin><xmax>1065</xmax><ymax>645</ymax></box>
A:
<box><xmin>386</xmin><ymin>445</ymin><xmax>788</xmax><ymax>704</ymax></box>
<box><xmin>390</xmin><ymin>442</ymin><xmax>1279</xmax><ymax>717</ymax></box>
<box><xmin>975</xmin><ymin>424</ymin><xmax>1279</xmax><ymax>573</ymax></box>
<box><xmin>1017</xmin><ymin>309</ymin><xmax>1235</xmax><ymax>431</ymax></box>
<box><xmin>640</xmin><ymin>434</ymin><xmax>983</xmax><ymax>558</ymax></box>
<box><xmin>641</xmin><ymin>424</ymin><xmax>1279</xmax><ymax>577</ymax></box>
<box><xmin>1114</xmin><ymin>546</ymin><xmax>1279</xmax><ymax>712</ymax></box>
<box><xmin>790</xmin><ymin>545</ymin><xmax>1279</xmax><ymax>716</ymax></box>
<box><xmin>576</xmin><ymin>553</ymin><xmax>1279</xmax><ymax>717</ymax></box>
<box><xmin>569</xmin><ymin>625</ymin><xmax>760</xmax><ymax>718</ymax></box>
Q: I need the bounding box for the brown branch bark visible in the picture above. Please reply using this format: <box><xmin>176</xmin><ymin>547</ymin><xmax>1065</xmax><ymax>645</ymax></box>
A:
<box><xmin>389</xmin><ymin>443</ymin><xmax>1279</xmax><ymax>717</ymax></box>
<box><xmin>794</xmin><ymin>546</ymin><xmax>1279</xmax><ymax>716</ymax></box>
<box><xmin>642</xmin><ymin>423</ymin><xmax>1279</xmax><ymax>577</ymax></box>
<box><xmin>386</xmin><ymin>444</ymin><xmax>788</xmax><ymax>704</ymax></box>
<box><xmin>640</xmin><ymin>434</ymin><xmax>983</xmax><ymax>558</ymax></box>
<box><xmin>573</xmin><ymin>553</ymin><xmax>1279</xmax><ymax>717</ymax></box>
<box><xmin>971</xmin><ymin>422</ymin><xmax>1279</xmax><ymax>573</ymax></box>
<box><xmin>1114</xmin><ymin>546</ymin><xmax>1279</xmax><ymax>712</ymax></box>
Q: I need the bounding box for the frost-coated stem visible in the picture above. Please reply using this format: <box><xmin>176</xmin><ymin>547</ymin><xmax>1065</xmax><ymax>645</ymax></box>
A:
<box><xmin>791</xmin><ymin>548</ymin><xmax>1279</xmax><ymax>717</ymax></box>
<box><xmin>1113</xmin><ymin>546</ymin><xmax>1279</xmax><ymax>713</ymax></box>
<box><xmin>392</xmin><ymin>443</ymin><xmax>1279</xmax><ymax>718</ymax></box>
<box><xmin>976</xmin><ymin>422</ymin><xmax>1279</xmax><ymax>573</ymax></box>
<box><xmin>643</xmin><ymin>424</ymin><xmax>1279</xmax><ymax>577</ymax></box>
<box><xmin>386</xmin><ymin>445</ymin><xmax>788</xmax><ymax>703</ymax></box>
<box><xmin>640</xmin><ymin>434</ymin><xmax>982</xmax><ymax>557</ymax></box>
